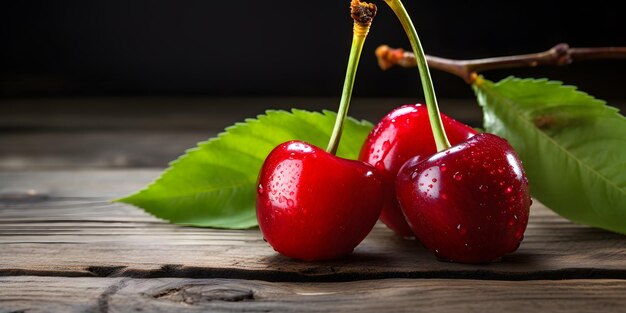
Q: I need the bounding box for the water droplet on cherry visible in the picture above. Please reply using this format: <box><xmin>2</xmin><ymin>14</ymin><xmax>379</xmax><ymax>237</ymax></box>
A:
<box><xmin>382</xmin><ymin>140</ymin><xmax>391</xmax><ymax>150</ymax></box>
<box><xmin>453</xmin><ymin>172</ymin><xmax>463</xmax><ymax>181</ymax></box>
<box><xmin>457</xmin><ymin>224</ymin><xmax>467</xmax><ymax>236</ymax></box>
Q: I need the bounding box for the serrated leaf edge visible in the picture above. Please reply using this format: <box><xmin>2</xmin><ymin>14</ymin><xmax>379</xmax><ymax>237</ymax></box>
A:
<box><xmin>476</xmin><ymin>76</ymin><xmax>626</xmax><ymax>201</ymax></box>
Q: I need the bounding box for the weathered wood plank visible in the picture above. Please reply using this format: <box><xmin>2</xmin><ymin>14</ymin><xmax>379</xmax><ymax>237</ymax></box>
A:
<box><xmin>0</xmin><ymin>97</ymin><xmax>484</xmax><ymax>130</ymax></box>
<box><xmin>1</xmin><ymin>277</ymin><xmax>625</xmax><ymax>313</ymax></box>
<box><xmin>0</xmin><ymin>131</ymin><xmax>213</xmax><ymax>169</ymax></box>
<box><xmin>0</xmin><ymin>98</ymin><xmax>484</xmax><ymax>169</ymax></box>
<box><xmin>1</xmin><ymin>170</ymin><xmax>625</xmax><ymax>281</ymax></box>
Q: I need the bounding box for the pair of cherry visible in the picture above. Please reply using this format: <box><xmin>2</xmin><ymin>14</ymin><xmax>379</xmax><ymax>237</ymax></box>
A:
<box><xmin>256</xmin><ymin>104</ymin><xmax>531</xmax><ymax>263</ymax></box>
<box><xmin>257</xmin><ymin>0</ymin><xmax>530</xmax><ymax>263</ymax></box>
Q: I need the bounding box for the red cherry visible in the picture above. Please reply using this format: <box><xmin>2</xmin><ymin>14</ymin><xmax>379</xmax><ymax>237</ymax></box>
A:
<box><xmin>257</xmin><ymin>140</ymin><xmax>383</xmax><ymax>261</ymax></box>
<box><xmin>359</xmin><ymin>104</ymin><xmax>477</xmax><ymax>237</ymax></box>
<box><xmin>396</xmin><ymin>133</ymin><xmax>531</xmax><ymax>263</ymax></box>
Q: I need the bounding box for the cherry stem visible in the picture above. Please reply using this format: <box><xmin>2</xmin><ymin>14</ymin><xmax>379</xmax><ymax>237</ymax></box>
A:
<box><xmin>327</xmin><ymin>0</ymin><xmax>377</xmax><ymax>155</ymax></box>
<box><xmin>376</xmin><ymin>44</ymin><xmax>626</xmax><ymax>84</ymax></box>
<box><xmin>383</xmin><ymin>0</ymin><xmax>451</xmax><ymax>152</ymax></box>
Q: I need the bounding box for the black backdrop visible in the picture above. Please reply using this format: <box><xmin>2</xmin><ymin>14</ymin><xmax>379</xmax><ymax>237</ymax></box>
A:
<box><xmin>2</xmin><ymin>0</ymin><xmax>625</xmax><ymax>99</ymax></box>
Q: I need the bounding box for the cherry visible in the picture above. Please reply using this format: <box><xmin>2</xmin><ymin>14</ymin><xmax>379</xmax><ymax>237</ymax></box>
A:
<box><xmin>257</xmin><ymin>141</ymin><xmax>383</xmax><ymax>261</ymax></box>
<box><xmin>359</xmin><ymin>104</ymin><xmax>477</xmax><ymax>237</ymax></box>
<box><xmin>382</xmin><ymin>0</ymin><xmax>531</xmax><ymax>262</ymax></box>
<box><xmin>256</xmin><ymin>1</ymin><xmax>381</xmax><ymax>261</ymax></box>
<box><xmin>396</xmin><ymin>133</ymin><xmax>530</xmax><ymax>262</ymax></box>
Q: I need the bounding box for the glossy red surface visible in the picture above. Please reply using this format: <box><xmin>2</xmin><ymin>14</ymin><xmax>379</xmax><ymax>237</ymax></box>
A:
<box><xmin>257</xmin><ymin>141</ymin><xmax>383</xmax><ymax>261</ymax></box>
<box><xmin>359</xmin><ymin>104</ymin><xmax>477</xmax><ymax>237</ymax></box>
<box><xmin>396</xmin><ymin>133</ymin><xmax>531</xmax><ymax>263</ymax></box>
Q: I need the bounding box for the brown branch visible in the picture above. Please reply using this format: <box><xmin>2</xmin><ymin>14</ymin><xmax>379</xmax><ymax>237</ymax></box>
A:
<box><xmin>375</xmin><ymin>44</ymin><xmax>626</xmax><ymax>84</ymax></box>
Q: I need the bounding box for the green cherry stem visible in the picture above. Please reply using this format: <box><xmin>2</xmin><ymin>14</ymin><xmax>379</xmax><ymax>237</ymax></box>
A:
<box><xmin>383</xmin><ymin>0</ymin><xmax>451</xmax><ymax>152</ymax></box>
<box><xmin>327</xmin><ymin>0</ymin><xmax>377</xmax><ymax>155</ymax></box>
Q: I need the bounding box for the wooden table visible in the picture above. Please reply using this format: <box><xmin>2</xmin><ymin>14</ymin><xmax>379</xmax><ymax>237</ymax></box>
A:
<box><xmin>2</xmin><ymin>98</ymin><xmax>625</xmax><ymax>312</ymax></box>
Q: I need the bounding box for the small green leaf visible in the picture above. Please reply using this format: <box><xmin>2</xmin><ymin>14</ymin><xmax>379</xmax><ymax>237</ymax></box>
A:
<box><xmin>115</xmin><ymin>109</ymin><xmax>373</xmax><ymax>229</ymax></box>
<box><xmin>474</xmin><ymin>76</ymin><xmax>626</xmax><ymax>234</ymax></box>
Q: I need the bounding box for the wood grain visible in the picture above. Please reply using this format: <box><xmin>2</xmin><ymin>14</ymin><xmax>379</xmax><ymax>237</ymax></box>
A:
<box><xmin>1</xmin><ymin>170</ymin><xmax>625</xmax><ymax>281</ymax></box>
<box><xmin>0</xmin><ymin>131</ymin><xmax>213</xmax><ymax>169</ymax></box>
<box><xmin>2</xmin><ymin>277</ymin><xmax>625</xmax><ymax>313</ymax></box>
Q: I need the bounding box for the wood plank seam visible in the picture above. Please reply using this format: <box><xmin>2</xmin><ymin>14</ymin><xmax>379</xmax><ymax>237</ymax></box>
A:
<box><xmin>2</xmin><ymin>266</ymin><xmax>626</xmax><ymax>282</ymax></box>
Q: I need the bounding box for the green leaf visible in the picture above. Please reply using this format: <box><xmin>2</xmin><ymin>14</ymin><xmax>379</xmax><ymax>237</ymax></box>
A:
<box><xmin>115</xmin><ymin>109</ymin><xmax>373</xmax><ymax>229</ymax></box>
<box><xmin>474</xmin><ymin>76</ymin><xmax>626</xmax><ymax>234</ymax></box>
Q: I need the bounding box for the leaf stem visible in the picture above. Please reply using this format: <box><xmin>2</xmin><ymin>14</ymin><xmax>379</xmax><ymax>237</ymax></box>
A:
<box><xmin>376</xmin><ymin>44</ymin><xmax>626</xmax><ymax>83</ymax></box>
<box><xmin>327</xmin><ymin>0</ymin><xmax>377</xmax><ymax>155</ymax></box>
<box><xmin>383</xmin><ymin>0</ymin><xmax>450</xmax><ymax>152</ymax></box>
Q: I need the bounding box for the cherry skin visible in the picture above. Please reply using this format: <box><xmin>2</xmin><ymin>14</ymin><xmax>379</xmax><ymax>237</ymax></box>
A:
<box><xmin>257</xmin><ymin>140</ymin><xmax>383</xmax><ymax>261</ymax></box>
<box><xmin>359</xmin><ymin>104</ymin><xmax>477</xmax><ymax>237</ymax></box>
<box><xmin>396</xmin><ymin>133</ymin><xmax>531</xmax><ymax>263</ymax></box>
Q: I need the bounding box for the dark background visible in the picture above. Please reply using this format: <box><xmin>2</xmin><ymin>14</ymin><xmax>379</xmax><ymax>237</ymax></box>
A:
<box><xmin>1</xmin><ymin>0</ymin><xmax>625</xmax><ymax>100</ymax></box>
